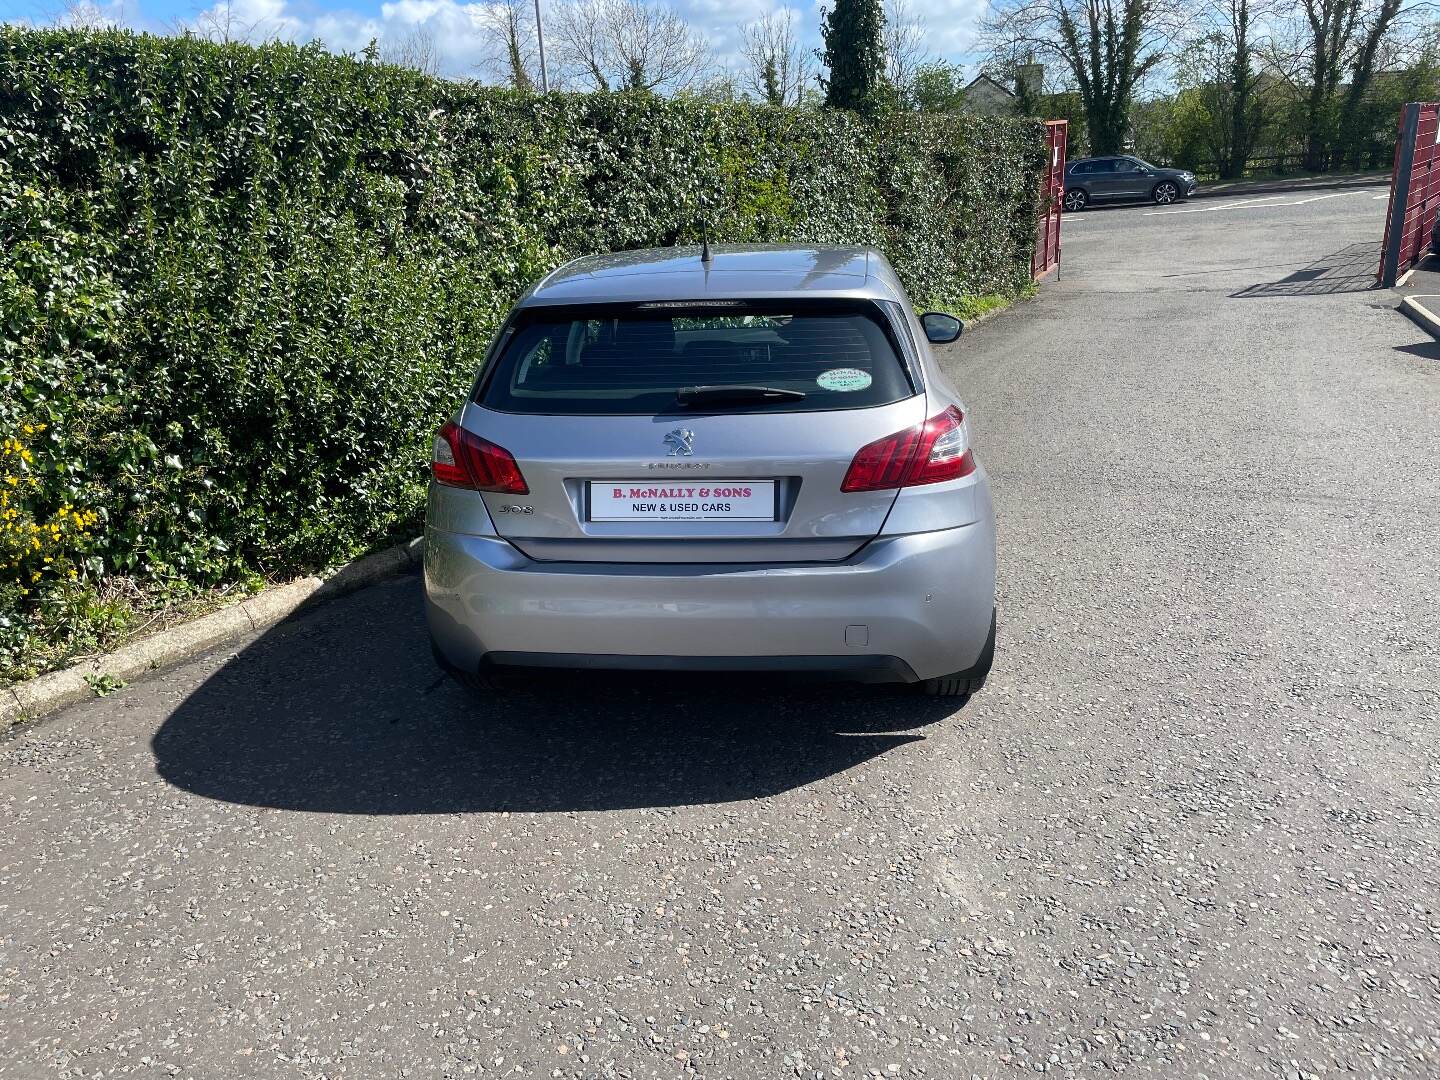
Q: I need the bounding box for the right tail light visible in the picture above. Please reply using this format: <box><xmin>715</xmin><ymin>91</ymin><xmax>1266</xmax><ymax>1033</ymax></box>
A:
<box><xmin>841</xmin><ymin>406</ymin><xmax>975</xmax><ymax>493</ymax></box>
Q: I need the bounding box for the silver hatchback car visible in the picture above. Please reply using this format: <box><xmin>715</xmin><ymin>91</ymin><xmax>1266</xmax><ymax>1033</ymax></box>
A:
<box><xmin>424</xmin><ymin>244</ymin><xmax>996</xmax><ymax>696</ymax></box>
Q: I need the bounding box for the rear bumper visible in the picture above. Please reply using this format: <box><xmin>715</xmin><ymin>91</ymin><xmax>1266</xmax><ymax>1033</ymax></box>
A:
<box><xmin>424</xmin><ymin>521</ymin><xmax>996</xmax><ymax>683</ymax></box>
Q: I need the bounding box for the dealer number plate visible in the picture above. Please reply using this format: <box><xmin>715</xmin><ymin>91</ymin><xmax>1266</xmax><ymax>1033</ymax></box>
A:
<box><xmin>589</xmin><ymin>480</ymin><xmax>777</xmax><ymax>522</ymax></box>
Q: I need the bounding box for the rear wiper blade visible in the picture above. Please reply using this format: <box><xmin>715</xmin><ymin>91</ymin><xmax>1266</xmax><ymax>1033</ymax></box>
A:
<box><xmin>675</xmin><ymin>384</ymin><xmax>806</xmax><ymax>407</ymax></box>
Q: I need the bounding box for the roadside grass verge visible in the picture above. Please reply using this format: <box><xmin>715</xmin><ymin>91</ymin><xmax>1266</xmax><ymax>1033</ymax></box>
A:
<box><xmin>954</xmin><ymin>290</ymin><xmax>1032</xmax><ymax>321</ymax></box>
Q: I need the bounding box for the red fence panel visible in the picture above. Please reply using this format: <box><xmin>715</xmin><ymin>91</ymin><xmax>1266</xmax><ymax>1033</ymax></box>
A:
<box><xmin>1378</xmin><ymin>102</ymin><xmax>1440</xmax><ymax>286</ymax></box>
<box><xmin>1033</xmin><ymin>120</ymin><xmax>1067</xmax><ymax>280</ymax></box>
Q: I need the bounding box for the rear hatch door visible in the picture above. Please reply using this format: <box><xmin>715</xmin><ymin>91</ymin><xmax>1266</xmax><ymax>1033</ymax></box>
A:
<box><xmin>467</xmin><ymin>299</ymin><xmax>925</xmax><ymax>563</ymax></box>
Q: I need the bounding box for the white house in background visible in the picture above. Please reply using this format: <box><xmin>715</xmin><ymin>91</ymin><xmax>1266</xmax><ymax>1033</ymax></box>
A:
<box><xmin>960</xmin><ymin>74</ymin><xmax>1016</xmax><ymax>115</ymax></box>
<box><xmin>960</xmin><ymin>64</ymin><xmax>1046</xmax><ymax>116</ymax></box>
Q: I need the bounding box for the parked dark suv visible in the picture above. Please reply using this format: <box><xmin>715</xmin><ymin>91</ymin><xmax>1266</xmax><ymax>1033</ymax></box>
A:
<box><xmin>1063</xmin><ymin>156</ymin><xmax>1198</xmax><ymax>210</ymax></box>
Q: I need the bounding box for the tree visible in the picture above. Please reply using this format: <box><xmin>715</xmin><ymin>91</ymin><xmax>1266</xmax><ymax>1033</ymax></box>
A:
<box><xmin>739</xmin><ymin>9</ymin><xmax>810</xmax><ymax>106</ymax></box>
<box><xmin>551</xmin><ymin>0</ymin><xmax>709</xmax><ymax>92</ymax></box>
<box><xmin>1352</xmin><ymin>33</ymin><xmax>1440</xmax><ymax>161</ymax></box>
<box><xmin>58</xmin><ymin>0</ymin><xmax>116</xmax><ymax>29</ymax></box>
<box><xmin>190</xmin><ymin>0</ymin><xmax>256</xmax><ymax>43</ymax></box>
<box><xmin>479</xmin><ymin>0</ymin><xmax>541</xmax><ymax>90</ymax></box>
<box><xmin>982</xmin><ymin>0</ymin><xmax>1176</xmax><ymax>154</ymax></box>
<box><xmin>381</xmin><ymin>25</ymin><xmax>440</xmax><ymax>76</ymax></box>
<box><xmin>820</xmin><ymin>0</ymin><xmax>886</xmax><ymax>112</ymax></box>
<box><xmin>1132</xmin><ymin>87</ymin><xmax>1216</xmax><ymax>167</ymax></box>
<box><xmin>1297</xmin><ymin>0</ymin><xmax>1352</xmax><ymax>167</ymax></box>
<box><xmin>883</xmin><ymin>0</ymin><xmax>929</xmax><ymax>98</ymax></box>
<box><xmin>1283</xmin><ymin>0</ymin><xmax>1404</xmax><ymax>168</ymax></box>
<box><xmin>1168</xmin><ymin>0</ymin><xmax>1270</xmax><ymax>176</ymax></box>
<box><xmin>1040</xmin><ymin>88</ymin><xmax>1089</xmax><ymax>150</ymax></box>
<box><xmin>1333</xmin><ymin>0</ymin><xmax>1406</xmax><ymax>166</ymax></box>
<box><xmin>682</xmin><ymin>70</ymin><xmax>744</xmax><ymax>102</ymax></box>
<box><xmin>1223</xmin><ymin>0</ymin><xmax>1261</xmax><ymax>176</ymax></box>
<box><xmin>910</xmin><ymin>60</ymin><xmax>968</xmax><ymax>111</ymax></box>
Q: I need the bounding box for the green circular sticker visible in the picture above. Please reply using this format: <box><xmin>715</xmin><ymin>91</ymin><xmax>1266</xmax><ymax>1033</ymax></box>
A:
<box><xmin>816</xmin><ymin>367</ymin><xmax>873</xmax><ymax>392</ymax></box>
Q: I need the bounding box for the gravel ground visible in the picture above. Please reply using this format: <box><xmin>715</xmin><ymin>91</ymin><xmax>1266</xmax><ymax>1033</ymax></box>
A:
<box><xmin>3</xmin><ymin>189</ymin><xmax>1439</xmax><ymax>1079</ymax></box>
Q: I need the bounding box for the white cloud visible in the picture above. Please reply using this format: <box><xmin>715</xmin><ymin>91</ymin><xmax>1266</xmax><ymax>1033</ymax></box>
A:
<box><xmin>899</xmin><ymin>0</ymin><xmax>987</xmax><ymax>60</ymax></box>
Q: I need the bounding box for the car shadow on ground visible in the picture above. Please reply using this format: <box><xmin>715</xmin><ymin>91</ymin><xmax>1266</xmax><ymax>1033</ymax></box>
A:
<box><xmin>151</xmin><ymin>573</ymin><xmax>960</xmax><ymax>814</ymax></box>
<box><xmin>1230</xmin><ymin>242</ymin><xmax>1382</xmax><ymax>298</ymax></box>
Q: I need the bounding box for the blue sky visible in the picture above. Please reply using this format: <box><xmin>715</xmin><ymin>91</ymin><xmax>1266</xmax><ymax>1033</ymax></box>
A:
<box><xmin>0</xmin><ymin>0</ymin><xmax>989</xmax><ymax>84</ymax></box>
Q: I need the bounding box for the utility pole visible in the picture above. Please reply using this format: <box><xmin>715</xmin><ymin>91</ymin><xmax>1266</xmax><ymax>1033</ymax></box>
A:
<box><xmin>534</xmin><ymin>0</ymin><xmax>549</xmax><ymax>91</ymax></box>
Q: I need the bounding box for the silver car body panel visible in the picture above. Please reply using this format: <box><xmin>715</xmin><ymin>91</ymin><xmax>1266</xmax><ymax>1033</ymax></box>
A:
<box><xmin>425</xmin><ymin>243</ymin><xmax>996</xmax><ymax>681</ymax></box>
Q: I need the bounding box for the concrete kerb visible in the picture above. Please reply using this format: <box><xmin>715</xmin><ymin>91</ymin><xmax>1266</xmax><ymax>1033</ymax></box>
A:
<box><xmin>1</xmin><ymin>536</ymin><xmax>424</xmax><ymax>734</ymax></box>
<box><xmin>1399</xmin><ymin>293</ymin><xmax>1440</xmax><ymax>339</ymax></box>
<box><xmin>1400</xmin><ymin>295</ymin><xmax>1440</xmax><ymax>339</ymax></box>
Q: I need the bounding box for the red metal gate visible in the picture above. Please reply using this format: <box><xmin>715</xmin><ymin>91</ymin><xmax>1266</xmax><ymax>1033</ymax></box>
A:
<box><xmin>1033</xmin><ymin>120</ymin><xmax>1067</xmax><ymax>280</ymax></box>
<box><xmin>1378</xmin><ymin>101</ymin><xmax>1440</xmax><ymax>286</ymax></box>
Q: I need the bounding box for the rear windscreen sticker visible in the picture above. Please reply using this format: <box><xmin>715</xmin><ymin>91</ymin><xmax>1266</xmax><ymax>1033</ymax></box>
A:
<box><xmin>816</xmin><ymin>368</ymin><xmax>872</xmax><ymax>392</ymax></box>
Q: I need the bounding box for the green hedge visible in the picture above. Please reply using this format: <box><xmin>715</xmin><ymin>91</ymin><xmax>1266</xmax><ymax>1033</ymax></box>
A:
<box><xmin>0</xmin><ymin>28</ymin><xmax>1045</xmax><ymax>683</ymax></box>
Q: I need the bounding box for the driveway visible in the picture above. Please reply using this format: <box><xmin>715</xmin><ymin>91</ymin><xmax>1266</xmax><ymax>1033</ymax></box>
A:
<box><xmin>4</xmin><ymin>190</ymin><xmax>1439</xmax><ymax>1079</ymax></box>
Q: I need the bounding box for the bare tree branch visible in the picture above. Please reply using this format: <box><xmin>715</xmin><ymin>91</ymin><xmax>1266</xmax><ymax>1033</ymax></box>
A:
<box><xmin>478</xmin><ymin>0</ymin><xmax>541</xmax><ymax>90</ymax></box>
<box><xmin>56</xmin><ymin>0</ymin><xmax>119</xmax><ymax>29</ymax></box>
<box><xmin>883</xmin><ymin>0</ymin><xmax>929</xmax><ymax>93</ymax></box>
<box><xmin>190</xmin><ymin>0</ymin><xmax>257</xmax><ymax>43</ymax></box>
<box><xmin>551</xmin><ymin>0</ymin><xmax>709</xmax><ymax>92</ymax></box>
<box><xmin>738</xmin><ymin>8</ymin><xmax>810</xmax><ymax>105</ymax></box>
<box><xmin>981</xmin><ymin>0</ymin><xmax>1182</xmax><ymax>152</ymax></box>
<box><xmin>381</xmin><ymin>24</ymin><xmax>441</xmax><ymax>76</ymax></box>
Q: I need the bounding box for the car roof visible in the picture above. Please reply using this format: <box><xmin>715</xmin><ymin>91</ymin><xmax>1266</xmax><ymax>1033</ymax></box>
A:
<box><xmin>518</xmin><ymin>244</ymin><xmax>908</xmax><ymax>307</ymax></box>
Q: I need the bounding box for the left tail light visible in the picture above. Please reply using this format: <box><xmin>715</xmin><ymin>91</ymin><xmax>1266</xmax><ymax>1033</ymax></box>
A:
<box><xmin>841</xmin><ymin>406</ymin><xmax>975</xmax><ymax>493</ymax></box>
<box><xmin>432</xmin><ymin>420</ymin><xmax>528</xmax><ymax>494</ymax></box>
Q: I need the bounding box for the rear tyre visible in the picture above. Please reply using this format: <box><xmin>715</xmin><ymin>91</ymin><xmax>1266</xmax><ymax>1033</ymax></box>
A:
<box><xmin>1063</xmin><ymin>188</ymin><xmax>1088</xmax><ymax>212</ymax></box>
<box><xmin>1152</xmin><ymin>181</ymin><xmax>1179</xmax><ymax>205</ymax></box>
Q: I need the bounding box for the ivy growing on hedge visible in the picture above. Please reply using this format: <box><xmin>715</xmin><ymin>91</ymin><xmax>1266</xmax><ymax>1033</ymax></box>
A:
<box><xmin>0</xmin><ymin>27</ymin><xmax>1045</xmax><ymax>680</ymax></box>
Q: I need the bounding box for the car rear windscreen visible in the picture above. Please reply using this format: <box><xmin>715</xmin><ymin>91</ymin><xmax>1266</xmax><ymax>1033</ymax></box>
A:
<box><xmin>476</xmin><ymin>301</ymin><xmax>914</xmax><ymax>415</ymax></box>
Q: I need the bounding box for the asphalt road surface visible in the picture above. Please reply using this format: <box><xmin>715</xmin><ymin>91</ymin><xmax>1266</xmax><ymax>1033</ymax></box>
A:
<box><xmin>4</xmin><ymin>186</ymin><xmax>1439</xmax><ymax>1079</ymax></box>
